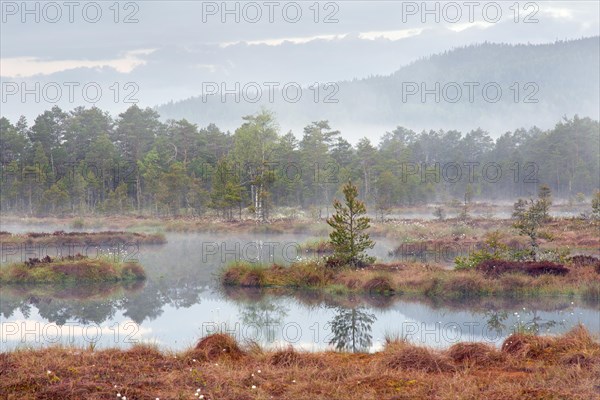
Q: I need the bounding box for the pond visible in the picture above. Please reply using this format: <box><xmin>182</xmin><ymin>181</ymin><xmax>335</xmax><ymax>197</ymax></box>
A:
<box><xmin>1</xmin><ymin>230</ymin><xmax>598</xmax><ymax>352</ymax></box>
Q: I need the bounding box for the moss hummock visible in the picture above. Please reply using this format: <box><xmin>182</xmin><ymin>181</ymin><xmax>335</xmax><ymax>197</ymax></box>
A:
<box><xmin>0</xmin><ymin>254</ymin><xmax>146</xmax><ymax>284</ymax></box>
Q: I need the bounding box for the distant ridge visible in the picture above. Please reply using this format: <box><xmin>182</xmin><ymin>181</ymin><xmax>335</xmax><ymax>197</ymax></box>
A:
<box><xmin>156</xmin><ymin>37</ymin><xmax>600</xmax><ymax>138</ymax></box>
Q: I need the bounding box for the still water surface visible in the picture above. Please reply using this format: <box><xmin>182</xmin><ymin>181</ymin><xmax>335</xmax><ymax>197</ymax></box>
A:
<box><xmin>1</xmin><ymin>227</ymin><xmax>598</xmax><ymax>352</ymax></box>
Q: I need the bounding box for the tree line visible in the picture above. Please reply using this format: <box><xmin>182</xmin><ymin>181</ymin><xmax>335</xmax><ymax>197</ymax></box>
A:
<box><xmin>1</xmin><ymin>105</ymin><xmax>598</xmax><ymax>218</ymax></box>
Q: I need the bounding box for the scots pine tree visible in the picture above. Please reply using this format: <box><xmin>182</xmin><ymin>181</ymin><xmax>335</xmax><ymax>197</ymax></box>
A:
<box><xmin>326</xmin><ymin>181</ymin><xmax>375</xmax><ymax>267</ymax></box>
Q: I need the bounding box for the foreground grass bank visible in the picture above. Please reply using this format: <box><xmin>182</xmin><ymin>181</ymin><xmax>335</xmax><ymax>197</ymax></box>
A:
<box><xmin>221</xmin><ymin>260</ymin><xmax>600</xmax><ymax>299</ymax></box>
<box><xmin>2</xmin><ymin>327</ymin><xmax>598</xmax><ymax>399</ymax></box>
<box><xmin>0</xmin><ymin>255</ymin><xmax>146</xmax><ymax>284</ymax></box>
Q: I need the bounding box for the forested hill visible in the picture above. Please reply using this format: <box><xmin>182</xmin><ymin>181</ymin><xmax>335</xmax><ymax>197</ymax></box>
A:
<box><xmin>157</xmin><ymin>37</ymin><xmax>600</xmax><ymax>140</ymax></box>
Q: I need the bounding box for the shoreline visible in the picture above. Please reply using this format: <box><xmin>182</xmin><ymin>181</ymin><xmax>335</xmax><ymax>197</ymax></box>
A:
<box><xmin>220</xmin><ymin>261</ymin><xmax>600</xmax><ymax>300</ymax></box>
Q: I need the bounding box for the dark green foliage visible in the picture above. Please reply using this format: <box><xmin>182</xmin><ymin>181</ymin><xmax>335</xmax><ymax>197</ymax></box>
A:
<box><xmin>326</xmin><ymin>181</ymin><xmax>375</xmax><ymax>267</ymax></box>
<box><xmin>513</xmin><ymin>199</ymin><xmax>547</xmax><ymax>261</ymax></box>
<box><xmin>538</xmin><ymin>184</ymin><xmax>552</xmax><ymax>221</ymax></box>
<box><xmin>0</xmin><ymin>105</ymin><xmax>598</xmax><ymax>217</ymax></box>
<box><xmin>455</xmin><ymin>231</ymin><xmax>511</xmax><ymax>270</ymax></box>
<box><xmin>329</xmin><ymin>307</ymin><xmax>376</xmax><ymax>353</ymax></box>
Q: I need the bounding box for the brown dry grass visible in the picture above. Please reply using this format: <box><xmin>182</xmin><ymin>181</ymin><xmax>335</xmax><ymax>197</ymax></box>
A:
<box><xmin>0</xmin><ymin>256</ymin><xmax>146</xmax><ymax>283</ymax></box>
<box><xmin>188</xmin><ymin>333</ymin><xmax>245</xmax><ymax>362</ymax></box>
<box><xmin>447</xmin><ymin>342</ymin><xmax>505</xmax><ymax>366</ymax></box>
<box><xmin>2</xmin><ymin>326</ymin><xmax>599</xmax><ymax>399</ymax></box>
<box><xmin>221</xmin><ymin>261</ymin><xmax>600</xmax><ymax>299</ymax></box>
<box><xmin>1</xmin><ymin>230</ymin><xmax>167</xmax><ymax>245</ymax></box>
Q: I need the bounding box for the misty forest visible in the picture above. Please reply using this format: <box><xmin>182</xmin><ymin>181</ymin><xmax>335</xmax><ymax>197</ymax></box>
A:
<box><xmin>1</xmin><ymin>107</ymin><xmax>598</xmax><ymax>218</ymax></box>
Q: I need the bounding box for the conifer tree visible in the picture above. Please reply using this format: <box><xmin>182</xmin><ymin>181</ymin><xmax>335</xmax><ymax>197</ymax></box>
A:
<box><xmin>327</xmin><ymin>181</ymin><xmax>375</xmax><ymax>267</ymax></box>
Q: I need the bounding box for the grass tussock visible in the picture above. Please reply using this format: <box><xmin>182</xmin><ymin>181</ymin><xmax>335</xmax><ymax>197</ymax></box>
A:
<box><xmin>269</xmin><ymin>347</ymin><xmax>325</xmax><ymax>368</ymax></box>
<box><xmin>222</xmin><ymin>261</ymin><xmax>335</xmax><ymax>289</ymax></box>
<box><xmin>0</xmin><ymin>254</ymin><xmax>146</xmax><ymax>283</ymax></box>
<box><xmin>447</xmin><ymin>342</ymin><xmax>505</xmax><ymax>366</ymax></box>
<box><xmin>220</xmin><ymin>260</ymin><xmax>600</xmax><ymax>298</ymax></box>
<box><xmin>188</xmin><ymin>333</ymin><xmax>245</xmax><ymax>362</ymax></box>
<box><xmin>502</xmin><ymin>324</ymin><xmax>600</xmax><ymax>363</ymax></box>
<box><xmin>384</xmin><ymin>344</ymin><xmax>455</xmax><ymax>373</ymax></box>
<box><xmin>3</xmin><ymin>327</ymin><xmax>598</xmax><ymax>399</ymax></box>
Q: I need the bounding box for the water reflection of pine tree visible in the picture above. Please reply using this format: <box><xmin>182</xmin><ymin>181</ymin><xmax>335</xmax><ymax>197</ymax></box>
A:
<box><xmin>239</xmin><ymin>298</ymin><xmax>288</xmax><ymax>343</ymax></box>
<box><xmin>329</xmin><ymin>307</ymin><xmax>376</xmax><ymax>353</ymax></box>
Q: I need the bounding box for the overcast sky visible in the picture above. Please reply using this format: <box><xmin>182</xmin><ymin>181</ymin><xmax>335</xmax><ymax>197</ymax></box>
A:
<box><xmin>1</xmin><ymin>1</ymin><xmax>599</xmax><ymax>124</ymax></box>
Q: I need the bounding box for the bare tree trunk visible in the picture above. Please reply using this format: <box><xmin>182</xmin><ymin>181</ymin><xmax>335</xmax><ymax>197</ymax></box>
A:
<box><xmin>136</xmin><ymin>171</ymin><xmax>142</xmax><ymax>211</ymax></box>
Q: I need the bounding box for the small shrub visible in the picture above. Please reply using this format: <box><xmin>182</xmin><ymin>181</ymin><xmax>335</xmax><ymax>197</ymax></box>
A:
<box><xmin>454</xmin><ymin>231</ymin><xmax>510</xmax><ymax>270</ymax></box>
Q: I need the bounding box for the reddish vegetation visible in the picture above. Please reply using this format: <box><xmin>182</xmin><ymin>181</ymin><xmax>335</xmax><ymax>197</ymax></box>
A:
<box><xmin>325</xmin><ymin>257</ymin><xmax>345</xmax><ymax>269</ymax></box>
<box><xmin>568</xmin><ymin>255</ymin><xmax>600</xmax><ymax>267</ymax></box>
<box><xmin>269</xmin><ymin>347</ymin><xmax>324</xmax><ymax>368</ymax></box>
<box><xmin>1</xmin><ymin>327</ymin><xmax>598</xmax><ymax>399</ymax></box>
<box><xmin>190</xmin><ymin>333</ymin><xmax>244</xmax><ymax>361</ymax></box>
<box><xmin>362</xmin><ymin>276</ymin><xmax>395</xmax><ymax>294</ymax></box>
<box><xmin>568</xmin><ymin>255</ymin><xmax>600</xmax><ymax>274</ymax></box>
<box><xmin>501</xmin><ymin>325</ymin><xmax>600</xmax><ymax>363</ymax></box>
<box><xmin>49</xmin><ymin>260</ymin><xmax>117</xmax><ymax>280</ymax></box>
<box><xmin>384</xmin><ymin>345</ymin><xmax>454</xmax><ymax>373</ymax></box>
<box><xmin>2</xmin><ymin>230</ymin><xmax>166</xmax><ymax>245</ymax></box>
<box><xmin>223</xmin><ymin>261</ymin><xmax>600</xmax><ymax>299</ymax></box>
<box><xmin>476</xmin><ymin>260</ymin><xmax>570</xmax><ymax>277</ymax></box>
<box><xmin>239</xmin><ymin>269</ymin><xmax>264</xmax><ymax>287</ymax></box>
<box><xmin>447</xmin><ymin>342</ymin><xmax>505</xmax><ymax>366</ymax></box>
